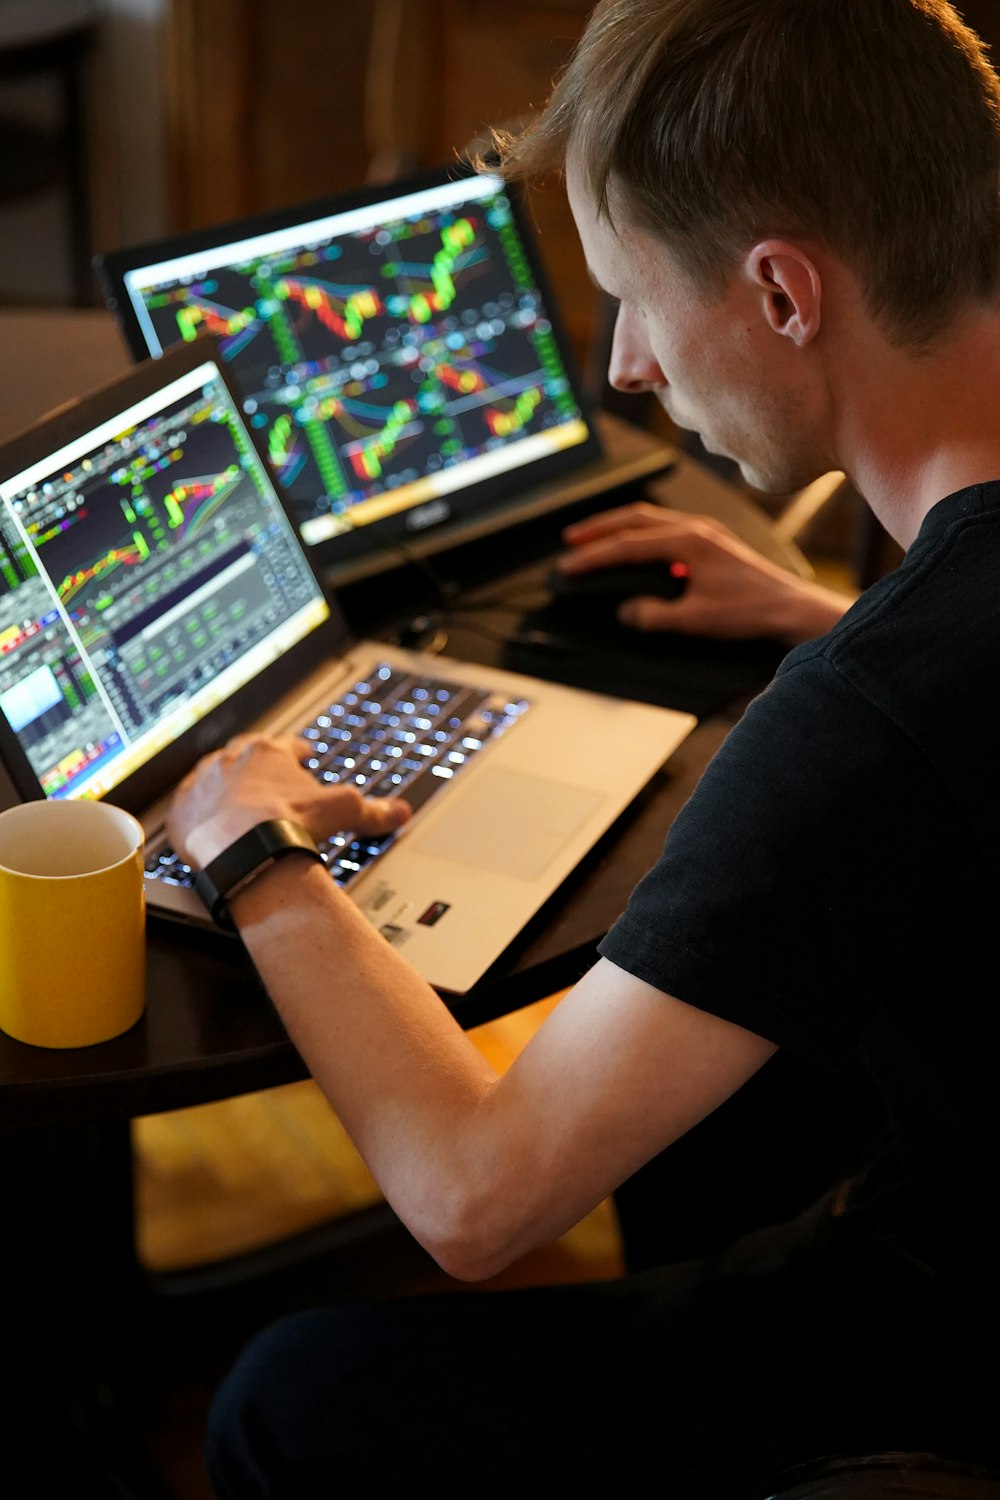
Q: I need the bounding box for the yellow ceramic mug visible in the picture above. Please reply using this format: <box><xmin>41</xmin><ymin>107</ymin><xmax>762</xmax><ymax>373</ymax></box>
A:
<box><xmin>0</xmin><ymin>799</ymin><xmax>146</xmax><ymax>1049</ymax></box>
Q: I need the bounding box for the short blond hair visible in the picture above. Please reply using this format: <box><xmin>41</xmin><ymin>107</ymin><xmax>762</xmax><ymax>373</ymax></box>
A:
<box><xmin>490</xmin><ymin>0</ymin><xmax>1000</xmax><ymax>347</ymax></box>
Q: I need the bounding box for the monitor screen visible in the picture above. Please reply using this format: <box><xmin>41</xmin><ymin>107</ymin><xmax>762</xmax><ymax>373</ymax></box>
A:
<box><xmin>0</xmin><ymin>355</ymin><xmax>328</xmax><ymax>802</ymax></box>
<box><xmin>99</xmin><ymin>168</ymin><xmax>602</xmax><ymax>584</ymax></box>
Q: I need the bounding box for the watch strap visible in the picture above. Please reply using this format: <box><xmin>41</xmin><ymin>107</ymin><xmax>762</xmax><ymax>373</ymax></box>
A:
<box><xmin>193</xmin><ymin>819</ymin><xmax>325</xmax><ymax>930</ymax></box>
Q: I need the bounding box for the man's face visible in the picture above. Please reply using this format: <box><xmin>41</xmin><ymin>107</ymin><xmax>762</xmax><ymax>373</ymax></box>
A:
<box><xmin>566</xmin><ymin>155</ymin><xmax>825</xmax><ymax>496</ymax></box>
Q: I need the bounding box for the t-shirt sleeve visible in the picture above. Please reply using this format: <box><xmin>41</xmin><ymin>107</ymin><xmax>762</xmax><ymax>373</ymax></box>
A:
<box><xmin>599</xmin><ymin>656</ymin><xmax>938</xmax><ymax>1069</ymax></box>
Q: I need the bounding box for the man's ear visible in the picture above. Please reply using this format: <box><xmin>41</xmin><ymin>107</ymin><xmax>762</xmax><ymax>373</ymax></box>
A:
<box><xmin>745</xmin><ymin>240</ymin><xmax>821</xmax><ymax>347</ymax></box>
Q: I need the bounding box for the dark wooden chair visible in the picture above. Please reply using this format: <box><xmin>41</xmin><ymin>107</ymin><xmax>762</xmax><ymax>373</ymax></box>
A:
<box><xmin>752</xmin><ymin>1449</ymin><xmax>1000</xmax><ymax>1498</ymax></box>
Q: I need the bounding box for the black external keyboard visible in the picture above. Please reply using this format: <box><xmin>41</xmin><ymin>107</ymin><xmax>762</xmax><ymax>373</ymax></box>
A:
<box><xmin>145</xmin><ymin>662</ymin><xmax>530</xmax><ymax>894</ymax></box>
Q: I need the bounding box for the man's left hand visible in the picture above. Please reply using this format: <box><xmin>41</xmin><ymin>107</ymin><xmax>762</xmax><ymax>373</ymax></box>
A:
<box><xmin>167</xmin><ymin>734</ymin><xmax>410</xmax><ymax>871</ymax></box>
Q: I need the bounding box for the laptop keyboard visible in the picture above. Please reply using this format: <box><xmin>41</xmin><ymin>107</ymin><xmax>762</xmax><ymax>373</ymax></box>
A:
<box><xmin>145</xmin><ymin>662</ymin><xmax>531</xmax><ymax>896</ymax></box>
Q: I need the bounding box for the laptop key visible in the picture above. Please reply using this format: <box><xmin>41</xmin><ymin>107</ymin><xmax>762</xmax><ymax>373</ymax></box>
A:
<box><xmin>393</xmin><ymin>767</ymin><xmax>445</xmax><ymax>816</ymax></box>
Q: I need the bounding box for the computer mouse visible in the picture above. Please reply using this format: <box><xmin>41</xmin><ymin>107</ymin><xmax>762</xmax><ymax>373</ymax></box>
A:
<box><xmin>545</xmin><ymin>560</ymin><xmax>689</xmax><ymax>614</ymax></box>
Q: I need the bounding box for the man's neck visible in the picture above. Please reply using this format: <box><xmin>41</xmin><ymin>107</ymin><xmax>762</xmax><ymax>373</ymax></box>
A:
<box><xmin>834</xmin><ymin>302</ymin><xmax>1000</xmax><ymax>549</ymax></box>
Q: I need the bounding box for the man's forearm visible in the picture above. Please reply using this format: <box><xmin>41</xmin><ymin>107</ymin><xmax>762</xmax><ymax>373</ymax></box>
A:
<box><xmin>178</xmin><ymin>748</ymin><xmax>779</xmax><ymax>1282</ymax></box>
<box><xmin>228</xmin><ymin>855</ymin><xmax>506</xmax><ymax>1275</ymax></box>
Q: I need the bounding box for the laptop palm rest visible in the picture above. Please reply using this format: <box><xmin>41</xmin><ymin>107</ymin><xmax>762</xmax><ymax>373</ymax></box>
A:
<box><xmin>412</xmin><ymin>769</ymin><xmax>604</xmax><ymax>882</ymax></box>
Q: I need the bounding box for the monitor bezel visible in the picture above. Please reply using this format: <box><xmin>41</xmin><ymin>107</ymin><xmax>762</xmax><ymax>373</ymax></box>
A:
<box><xmin>95</xmin><ymin>162</ymin><xmax>605</xmax><ymax>588</ymax></box>
<box><xmin>0</xmin><ymin>336</ymin><xmax>353</xmax><ymax>818</ymax></box>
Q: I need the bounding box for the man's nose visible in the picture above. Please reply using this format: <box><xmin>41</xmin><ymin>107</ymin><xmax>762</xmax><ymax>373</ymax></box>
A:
<box><xmin>607</xmin><ymin>301</ymin><xmax>664</xmax><ymax>393</ymax></box>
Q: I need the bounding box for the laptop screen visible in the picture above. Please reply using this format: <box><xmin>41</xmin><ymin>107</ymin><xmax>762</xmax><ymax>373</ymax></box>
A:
<box><xmin>0</xmin><ymin>352</ymin><xmax>329</xmax><ymax>803</ymax></box>
<box><xmin>97</xmin><ymin>167</ymin><xmax>602</xmax><ymax>584</ymax></box>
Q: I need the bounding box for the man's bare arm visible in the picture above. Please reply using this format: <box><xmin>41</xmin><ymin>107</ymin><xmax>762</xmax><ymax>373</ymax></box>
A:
<box><xmin>168</xmin><ymin>736</ymin><xmax>777</xmax><ymax>1282</ymax></box>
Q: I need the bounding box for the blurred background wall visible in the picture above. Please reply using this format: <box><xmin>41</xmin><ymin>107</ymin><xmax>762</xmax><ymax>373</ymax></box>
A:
<box><xmin>0</xmin><ymin>0</ymin><xmax>598</xmax><ymax>362</ymax></box>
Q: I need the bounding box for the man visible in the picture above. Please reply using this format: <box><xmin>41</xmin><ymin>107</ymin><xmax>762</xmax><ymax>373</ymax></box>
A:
<box><xmin>169</xmin><ymin>1</ymin><xmax>1000</xmax><ymax>1492</ymax></box>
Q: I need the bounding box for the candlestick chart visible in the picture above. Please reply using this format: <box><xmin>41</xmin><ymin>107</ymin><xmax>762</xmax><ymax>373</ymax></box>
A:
<box><xmin>128</xmin><ymin>186</ymin><xmax>585</xmax><ymax>539</ymax></box>
<box><xmin>29</xmin><ymin>414</ymin><xmax>249</xmax><ymax>627</ymax></box>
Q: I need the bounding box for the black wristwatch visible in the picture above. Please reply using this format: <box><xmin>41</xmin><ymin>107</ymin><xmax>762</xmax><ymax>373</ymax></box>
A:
<box><xmin>193</xmin><ymin>819</ymin><xmax>325</xmax><ymax>931</ymax></box>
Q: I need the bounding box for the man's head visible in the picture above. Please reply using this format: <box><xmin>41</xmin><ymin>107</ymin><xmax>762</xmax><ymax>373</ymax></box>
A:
<box><xmin>565</xmin><ymin>147</ymin><xmax>836</xmax><ymax>494</ymax></box>
<box><xmin>497</xmin><ymin>0</ymin><xmax>1000</xmax><ymax>350</ymax></box>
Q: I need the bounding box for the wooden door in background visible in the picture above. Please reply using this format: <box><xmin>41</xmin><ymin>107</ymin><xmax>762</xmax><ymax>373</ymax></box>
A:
<box><xmin>163</xmin><ymin>0</ymin><xmax>598</xmax><ymax>365</ymax></box>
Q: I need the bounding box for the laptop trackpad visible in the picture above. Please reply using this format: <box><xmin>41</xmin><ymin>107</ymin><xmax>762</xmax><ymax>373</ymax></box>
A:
<box><xmin>412</xmin><ymin>768</ymin><xmax>605</xmax><ymax>882</ymax></box>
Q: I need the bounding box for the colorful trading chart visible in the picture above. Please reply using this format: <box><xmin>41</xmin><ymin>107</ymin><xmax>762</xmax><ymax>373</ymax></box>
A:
<box><xmin>0</xmin><ymin>364</ymin><xmax>326</xmax><ymax>800</ymax></box>
<box><xmin>117</xmin><ymin>174</ymin><xmax>589</xmax><ymax>547</ymax></box>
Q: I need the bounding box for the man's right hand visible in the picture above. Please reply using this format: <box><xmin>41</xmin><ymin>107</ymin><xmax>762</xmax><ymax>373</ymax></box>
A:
<box><xmin>558</xmin><ymin>501</ymin><xmax>853</xmax><ymax>645</ymax></box>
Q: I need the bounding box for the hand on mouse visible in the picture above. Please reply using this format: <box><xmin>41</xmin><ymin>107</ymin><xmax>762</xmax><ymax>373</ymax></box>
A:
<box><xmin>559</xmin><ymin>501</ymin><xmax>854</xmax><ymax>644</ymax></box>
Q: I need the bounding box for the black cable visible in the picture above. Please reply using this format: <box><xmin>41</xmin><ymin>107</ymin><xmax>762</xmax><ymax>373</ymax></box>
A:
<box><xmin>443</xmin><ymin>583</ymin><xmax>552</xmax><ymax>615</ymax></box>
<box><xmin>327</xmin><ymin>500</ymin><xmax>558</xmax><ymax>648</ymax></box>
<box><xmin>322</xmin><ymin>501</ymin><xmax>460</xmax><ymax>612</ymax></box>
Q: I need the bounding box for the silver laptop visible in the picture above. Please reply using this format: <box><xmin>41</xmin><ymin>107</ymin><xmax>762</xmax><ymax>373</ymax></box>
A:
<box><xmin>0</xmin><ymin>342</ymin><xmax>695</xmax><ymax>995</ymax></box>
